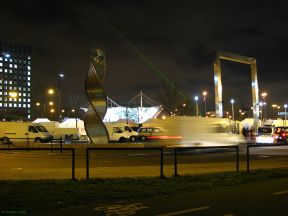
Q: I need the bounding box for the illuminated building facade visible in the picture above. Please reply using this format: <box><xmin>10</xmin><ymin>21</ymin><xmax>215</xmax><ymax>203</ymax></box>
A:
<box><xmin>0</xmin><ymin>41</ymin><xmax>31</xmax><ymax>120</ymax></box>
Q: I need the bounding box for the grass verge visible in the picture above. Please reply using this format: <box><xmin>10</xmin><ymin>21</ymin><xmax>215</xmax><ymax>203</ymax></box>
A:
<box><xmin>1</xmin><ymin>168</ymin><xmax>288</xmax><ymax>214</ymax></box>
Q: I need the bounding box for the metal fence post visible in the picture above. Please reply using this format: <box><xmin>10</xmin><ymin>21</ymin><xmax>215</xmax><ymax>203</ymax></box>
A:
<box><xmin>236</xmin><ymin>145</ymin><xmax>239</xmax><ymax>172</ymax></box>
<box><xmin>160</xmin><ymin>148</ymin><xmax>164</xmax><ymax>178</ymax></box>
<box><xmin>26</xmin><ymin>137</ymin><xmax>29</xmax><ymax>151</ymax></box>
<box><xmin>60</xmin><ymin>137</ymin><xmax>63</xmax><ymax>153</ymax></box>
<box><xmin>86</xmin><ymin>148</ymin><xmax>90</xmax><ymax>179</ymax></box>
<box><xmin>174</xmin><ymin>148</ymin><xmax>178</xmax><ymax>177</ymax></box>
<box><xmin>72</xmin><ymin>148</ymin><xmax>75</xmax><ymax>180</ymax></box>
<box><xmin>247</xmin><ymin>145</ymin><xmax>250</xmax><ymax>172</ymax></box>
<box><xmin>50</xmin><ymin>139</ymin><xmax>53</xmax><ymax>153</ymax></box>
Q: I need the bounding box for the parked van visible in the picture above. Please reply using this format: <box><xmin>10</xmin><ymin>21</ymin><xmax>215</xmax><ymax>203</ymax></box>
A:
<box><xmin>105</xmin><ymin>123</ymin><xmax>138</xmax><ymax>142</ymax></box>
<box><xmin>0</xmin><ymin>122</ymin><xmax>52</xmax><ymax>144</ymax></box>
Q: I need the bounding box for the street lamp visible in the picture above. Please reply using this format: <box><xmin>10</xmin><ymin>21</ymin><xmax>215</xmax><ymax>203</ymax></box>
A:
<box><xmin>202</xmin><ymin>91</ymin><xmax>207</xmax><ymax>117</ymax></box>
<box><xmin>230</xmin><ymin>99</ymin><xmax>235</xmax><ymax>133</ymax></box>
<box><xmin>261</xmin><ymin>92</ymin><xmax>268</xmax><ymax>120</ymax></box>
<box><xmin>284</xmin><ymin>104</ymin><xmax>287</xmax><ymax>126</ymax></box>
<box><xmin>194</xmin><ymin>96</ymin><xmax>199</xmax><ymax>117</ymax></box>
<box><xmin>58</xmin><ymin>73</ymin><xmax>64</xmax><ymax>122</ymax></box>
<box><xmin>259</xmin><ymin>102</ymin><xmax>263</xmax><ymax>124</ymax></box>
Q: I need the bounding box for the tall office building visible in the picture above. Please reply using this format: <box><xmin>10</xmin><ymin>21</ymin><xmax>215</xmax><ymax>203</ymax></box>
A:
<box><xmin>0</xmin><ymin>41</ymin><xmax>31</xmax><ymax>120</ymax></box>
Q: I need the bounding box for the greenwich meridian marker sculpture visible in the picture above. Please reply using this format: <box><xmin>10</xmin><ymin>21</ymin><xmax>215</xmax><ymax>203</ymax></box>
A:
<box><xmin>214</xmin><ymin>50</ymin><xmax>259</xmax><ymax>130</ymax></box>
<box><xmin>84</xmin><ymin>49</ymin><xmax>109</xmax><ymax>144</ymax></box>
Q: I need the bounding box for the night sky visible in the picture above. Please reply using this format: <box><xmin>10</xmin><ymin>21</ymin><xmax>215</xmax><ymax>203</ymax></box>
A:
<box><xmin>1</xmin><ymin>1</ymin><xmax>288</xmax><ymax>112</ymax></box>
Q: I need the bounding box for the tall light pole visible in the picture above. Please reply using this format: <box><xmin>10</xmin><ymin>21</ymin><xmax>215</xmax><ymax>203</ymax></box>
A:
<box><xmin>194</xmin><ymin>96</ymin><xmax>199</xmax><ymax>117</ymax></box>
<box><xmin>284</xmin><ymin>104</ymin><xmax>287</xmax><ymax>126</ymax></box>
<box><xmin>259</xmin><ymin>102</ymin><xmax>263</xmax><ymax>124</ymax></box>
<box><xmin>58</xmin><ymin>73</ymin><xmax>64</xmax><ymax>122</ymax></box>
<box><xmin>231</xmin><ymin>99</ymin><xmax>235</xmax><ymax>133</ymax></box>
<box><xmin>261</xmin><ymin>92</ymin><xmax>267</xmax><ymax>120</ymax></box>
<box><xmin>202</xmin><ymin>91</ymin><xmax>207</xmax><ymax>117</ymax></box>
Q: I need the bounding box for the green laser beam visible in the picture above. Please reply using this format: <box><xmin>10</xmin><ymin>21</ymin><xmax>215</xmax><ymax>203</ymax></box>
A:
<box><xmin>88</xmin><ymin>3</ymin><xmax>188</xmax><ymax>100</ymax></box>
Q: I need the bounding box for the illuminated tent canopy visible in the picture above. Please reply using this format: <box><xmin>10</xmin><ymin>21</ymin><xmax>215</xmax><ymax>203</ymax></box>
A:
<box><xmin>82</xmin><ymin>91</ymin><xmax>162</xmax><ymax>123</ymax></box>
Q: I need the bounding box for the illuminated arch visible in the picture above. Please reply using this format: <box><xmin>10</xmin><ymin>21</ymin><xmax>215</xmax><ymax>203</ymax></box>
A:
<box><xmin>214</xmin><ymin>50</ymin><xmax>259</xmax><ymax>129</ymax></box>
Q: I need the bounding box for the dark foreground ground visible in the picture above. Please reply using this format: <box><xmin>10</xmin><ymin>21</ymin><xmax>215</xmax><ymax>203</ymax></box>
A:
<box><xmin>1</xmin><ymin>169</ymin><xmax>288</xmax><ymax>216</ymax></box>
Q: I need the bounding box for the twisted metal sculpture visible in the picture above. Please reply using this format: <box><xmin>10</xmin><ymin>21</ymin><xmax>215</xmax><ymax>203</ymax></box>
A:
<box><xmin>84</xmin><ymin>49</ymin><xmax>109</xmax><ymax>144</ymax></box>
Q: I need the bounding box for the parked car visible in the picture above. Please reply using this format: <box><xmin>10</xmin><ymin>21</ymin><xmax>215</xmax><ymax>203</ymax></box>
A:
<box><xmin>273</xmin><ymin>126</ymin><xmax>288</xmax><ymax>144</ymax></box>
<box><xmin>255</xmin><ymin>126</ymin><xmax>274</xmax><ymax>144</ymax></box>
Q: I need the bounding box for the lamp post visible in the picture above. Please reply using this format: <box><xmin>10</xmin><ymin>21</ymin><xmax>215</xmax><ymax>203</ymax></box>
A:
<box><xmin>58</xmin><ymin>73</ymin><xmax>64</xmax><ymax>122</ymax></box>
<box><xmin>259</xmin><ymin>102</ymin><xmax>263</xmax><ymax>124</ymax></box>
<box><xmin>194</xmin><ymin>96</ymin><xmax>199</xmax><ymax>117</ymax></box>
<box><xmin>261</xmin><ymin>92</ymin><xmax>267</xmax><ymax>120</ymax></box>
<box><xmin>202</xmin><ymin>91</ymin><xmax>207</xmax><ymax>117</ymax></box>
<box><xmin>230</xmin><ymin>99</ymin><xmax>235</xmax><ymax>133</ymax></box>
<box><xmin>284</xmin><ymin>104</ymin><xmax>287</xmax><ymax>126</ymax></box>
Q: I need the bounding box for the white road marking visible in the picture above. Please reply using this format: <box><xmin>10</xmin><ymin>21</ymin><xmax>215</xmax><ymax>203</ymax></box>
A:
<box><xmin>156</xmin><ymin>206</ymin><xmax>210</xmax><ymax>216</ymax></box>
<box><xmin>273</xmin><ymin>190</ymin><xmax>288</xmax><ymax>195</ymax></box>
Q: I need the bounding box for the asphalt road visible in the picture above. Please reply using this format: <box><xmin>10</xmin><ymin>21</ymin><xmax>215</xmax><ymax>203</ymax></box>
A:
<box><xmin>0</xmin><ymin>144</ymin><xmax>288</xmax><ymax>179</ymax></box>
<box><xmin>38</xmin><ymin>177</ymin><xmax>288</xmax><ymax>216</ymax></box>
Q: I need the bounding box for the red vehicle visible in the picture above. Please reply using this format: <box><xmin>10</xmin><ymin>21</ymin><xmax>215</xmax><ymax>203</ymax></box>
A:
<box><xmin>273</xmin><ymin>126</ymin><xmax>288</xmax><ymax>144</ymax></box>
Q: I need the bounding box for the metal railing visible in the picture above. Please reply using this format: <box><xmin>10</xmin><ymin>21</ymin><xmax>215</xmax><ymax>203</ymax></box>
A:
<box><xmin>172</xmin><ymin>145</ymin><xmax>239</xmax><ymax>176</ymax></box>
<box><xmin>0</xmin><ymin>147</ymin><xmax>75</xmax><ymax>180</ymax></box>
<box><xmin>86</xmin><ymin>147</ymin><xmax>164</xmax><ymax>179</ymax></box>
<box><xmin>246</xmin><ymin>143</ymin><xmax>288</xmax><ymax>172</ymax></box>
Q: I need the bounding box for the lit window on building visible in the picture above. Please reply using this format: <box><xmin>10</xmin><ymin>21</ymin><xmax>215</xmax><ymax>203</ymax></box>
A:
<box><xmin>28</xmin><ymin>99</ymin><xmax>30</xmax><ymax>102</ymax></box>
<box><xmin>23</xmin><ymin>99</ymin><xmax>26</xmax><ymax>102</ymax></box>
<box><xmin>9</xmin><ymin>98</ymin><xmax>12</xmax><ymax>102</ymax></box>
<box><xmin>28</xmin><ymin>77</ymin><xmax>30</xmax><ymax>81</ymax></box>
<box><xmin>9</xmin><ymin>64</ymin><xmax>12</xmax><ymax>68</ymax></box>
<box><xmin>9</xmin><ymin>81</ymin><xmax>12</xmax><ymax>84</ymax></box>
<box><xmin>9</xmin><ymin>59</ymin><xmax>12</xmax><ymax>62</ymax></box>
<box><xmin>27</xmin><ymin>66</ymin><xmax>30</xmax><ymax>70</ymax></box>
<box><xmin>28</xmin><ymin>71</ymin><xmax>30</xmax><ymax>75</ymax></box>
<box><xmin>19</xmin><ymin>104</ymin><xmax>22</xmax><ymax>107</ymax></box>
<box><xmin>28</xmin><ymin>115</ymin><xmax>30</xmax><ymax>118</ymax></box>
<box><xmin>19</xmin><ymin>93</ymin><xmax>21</xmax><ymax>96</ymax></box>
<box><xmin>23</xmin><ymin>93</ymin><xmax>26</xmax><ymax>97</ymax></box>
<box><xmin>4</xmin><ymin>58</ymin><xmax>7</xmax><ymax>62</ymax></box>
<box><xmin>14</xmin><ymin>104</ymin><xmax>17</xmax><ymax>107</ymax></box>
<box><xmin>0</xmin><ymin>103</ymin><xmax>2</xmax><ymax>107</ymax></box>
<box><xmin>19</xmin><ymin>98</ymin><xmax>21</xmax><ymax>102</ymax></box>
<box><xmin>23</xmin><ymin>104</ymin><xmax>26</xmax><ymax>108</ymax></box>
<box><xmin>28</xmin><ymin>104</ymin><xmax>30</xmax><ymax>108</ymax></box>
<box><xmin>0</xmin><ymin>69</ymin><xmax>2</xmax><ymax>72</ymax></box>
<box><xmin>4</xmin><ymin>69</ymin><xmax>7</xmax><ymax>73</ymax></box>
<box><xmin>14</xmin><ymin>65</ymin><xmax>17</xmax><ymax>68</ymax></box>
<box><xmin>0</xmin><ymin>63</ymin><xmax>2</xmax><ymax>66</ymax></box>
<box><xmin>9</xmin><ymin>104</ymin><xmax>12</xmax><ymax>107</ymax></box>
<box><xmin>0</xmin><ymin>57</ymin><xmax>2</xmax><ymax>61</ymax></box>
<box><xmin>9</xmin><ymin>70</ymin><xmax>12</xmax><ymax>73</ymax></box>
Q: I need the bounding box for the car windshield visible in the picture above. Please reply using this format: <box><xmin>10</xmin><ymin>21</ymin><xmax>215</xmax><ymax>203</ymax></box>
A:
<box><xmin>36</xmin><ymin>126</ymin><xmax>48</xmax><ymax>132</ymax></box>
<box><xmin>258</xmin><ymin>127</ymin><xmax>272</xmax><ymax>134</ymax></box>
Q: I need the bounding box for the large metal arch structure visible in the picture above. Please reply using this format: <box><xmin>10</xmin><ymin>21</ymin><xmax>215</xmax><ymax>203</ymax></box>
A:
<box><xmin>214</xmin><ymin>50</ymin><xmax>259</xmax><ymax>130</ymax></box>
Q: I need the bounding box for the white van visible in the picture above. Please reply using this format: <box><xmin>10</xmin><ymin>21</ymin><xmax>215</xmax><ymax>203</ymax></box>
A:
<box><xmin>105</xmin><ymin>123</ymin><xmax>138</xmax><ymax>142</ymax></box>
<box><xmin>0</xmin><ymin>122</ymin><xmax>52</xmax><ymax>143</ymax></box>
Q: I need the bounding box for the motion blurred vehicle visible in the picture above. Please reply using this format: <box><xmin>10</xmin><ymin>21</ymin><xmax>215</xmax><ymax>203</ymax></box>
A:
<box><xmin>255</xmin><ymin>127</ymin><xmax>274</xmax><ymax>144</ymax></box>
<box><xmin>137</xmin><ymin>127</ymin><xmax>182</xmax><ymax>141</ymax></box>
<box><xmin>273</xmin><ymin>126</ymin><xmax>288</xmax><ymax>144</ymax></box>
